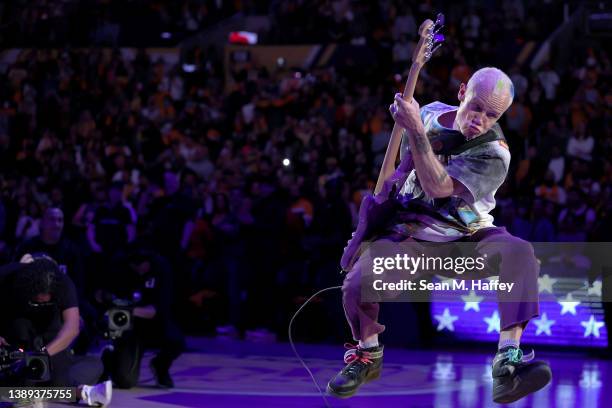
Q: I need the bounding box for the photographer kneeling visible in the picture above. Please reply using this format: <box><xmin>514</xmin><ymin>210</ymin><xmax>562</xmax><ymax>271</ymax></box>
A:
<box><xmin>0</xmin><ymin>255</ymin><xmax>111</xmax><ymax>406</ymax></box>
<box><xmin>99</xmin><ymin>249</ymin><xmax>184</xmax><ymax>389</ymax></box>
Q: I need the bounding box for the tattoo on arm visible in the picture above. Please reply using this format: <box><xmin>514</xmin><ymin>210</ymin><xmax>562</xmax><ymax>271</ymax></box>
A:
<box><xmin>413</xmin><ymin>133</ymin><xmax>431</xmax><ymax>154</ymax></box>
<box><xmin>437</xmin><ymin>171</ymin><xmax>449</xmax><ymax>183</ymax></box>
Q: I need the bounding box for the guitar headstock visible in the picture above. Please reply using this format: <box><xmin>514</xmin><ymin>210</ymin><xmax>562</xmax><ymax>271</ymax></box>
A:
<box><xmin>412</xmin><ymin>13</ymin><xmax>445</xmax><ymax>67</ymax></box>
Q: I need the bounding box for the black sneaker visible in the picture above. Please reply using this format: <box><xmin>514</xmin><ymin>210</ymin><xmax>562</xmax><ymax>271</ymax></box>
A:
<box><xmin>327</xmin><ymin>344</ymin><xmax>384</xmax><ymax>398</ymax></box>
<box><xmin>150</xmin><ymin>357</ymin><xmax>175</xmax><ymax>389</ymax></box>
<box><xmin>492</xmin><ymin>346</ymin><xmax>552</xmax><ymax>404</ymax></box>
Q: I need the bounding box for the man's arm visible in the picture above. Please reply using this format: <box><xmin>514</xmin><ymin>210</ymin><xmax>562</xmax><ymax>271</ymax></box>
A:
<box><xmin>45</xmin><ymin>307</ymin><xmax>79</xmax><ymax>356</ymax></box>
<box><xmin>135</xmin><ymin>257</ymin><xmax>173</xmax><ymax>322</ymax></box>
<box><xmin>391</xmin><ymin>94</ymin><xmax>466</xmax><ymax>199</ymax></box>
<box><xmin>86</xmin><ymin>223</ymin><xmax>103</xmax><ymax>253</ymax></box>
<box><xmin>133</xmin><ymin>305</ymin><xmax>156</xmax><ymax>319</ymax></box>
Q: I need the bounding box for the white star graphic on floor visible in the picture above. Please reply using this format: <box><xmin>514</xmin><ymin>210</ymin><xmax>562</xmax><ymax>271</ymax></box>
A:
<box><xmin>483</xmin><ymin>310</ymin><xmax>500</xmax><ymax>333</ymax></box>
<box><xmin>533</xmin><ymin>312</ymin><xmax>556</xmax><ymax>336</ymax></box>
<box><xmin>558</xmin><ymin>293</ymin><xmax>581</xmax><ymax>315</ymax></box>
<box><xmin>434</xmin><ymin>307</ymin><xmax>459</xmax><ymax>332</ymax></box>
<box><xmin>581</xmin><ymin>315</ymin><xmax>605</xmax><ymax>338</ymax></box>
<box><xmin>461</xmin><ymin>290</ymin><xmax>484</xmax><ymax>312</ymax></box>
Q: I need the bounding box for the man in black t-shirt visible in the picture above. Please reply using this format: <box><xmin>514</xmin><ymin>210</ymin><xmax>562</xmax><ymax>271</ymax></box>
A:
<box><xmin>87</xmin><ymin>182</ymin><xmax>135</xmax><ymax>256</ymax></box>
<box><xmin>99</xmin><ymin>249</ymin><xmax>184</xmax><ymax>389</ymax></box>
<box><xmin>0</xmin><ymin>257</ymin><xmax>79</xmax><ymax>351</ymax></box>
<box><xmin>0</xmin><ymin>256</ymin><xmax>112</xmax><ymax>406</ymax></box>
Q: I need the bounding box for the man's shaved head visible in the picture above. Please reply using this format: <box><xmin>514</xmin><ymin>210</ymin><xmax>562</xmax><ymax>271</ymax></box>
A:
<box><xmin>454</xmin><ymin>67</ymin><xmax>514</xmax><ymax>138</ymax></box>
<box><xmin>466</xmin><ymin>67</ymin><xmax>514</xmax><ymax>111</ymax></box>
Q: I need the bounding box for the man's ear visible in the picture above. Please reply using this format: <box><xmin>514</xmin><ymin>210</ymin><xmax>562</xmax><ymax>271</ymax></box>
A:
<box><xmin>458</xmin><ymin>83</ymin><xmax>466</xmax><ymax>102</ymax></box>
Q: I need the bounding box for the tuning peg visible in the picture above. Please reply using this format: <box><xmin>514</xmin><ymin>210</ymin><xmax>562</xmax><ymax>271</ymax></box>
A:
<box><xmin>430</xmin><ymin>42</ymin><xmax>443</xmax><ymax>56</ymax></box>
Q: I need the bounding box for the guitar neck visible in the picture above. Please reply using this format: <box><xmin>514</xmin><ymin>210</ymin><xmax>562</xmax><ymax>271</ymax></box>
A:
<box><xmin>373</xmin><ymin>62</ymin><xmax>423</xmax><ymax>195</ymax></box>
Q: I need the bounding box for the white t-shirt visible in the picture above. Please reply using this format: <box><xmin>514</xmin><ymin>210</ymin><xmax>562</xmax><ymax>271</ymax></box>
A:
<box><xmin>394</xmin><ymin>102</ymin><xmax>511</xmax><ymax>242</ymax></box>
<box><xmin>566</xmin><ymin>136</ymin><xmax>594</xmax><ymax>161</ymax></box>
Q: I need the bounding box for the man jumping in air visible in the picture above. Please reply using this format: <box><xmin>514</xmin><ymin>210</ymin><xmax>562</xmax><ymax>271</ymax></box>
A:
<box><xmin>327</xmin><ymin>67</ymin><xmax>552</xmax><ymax>404</ymax></box>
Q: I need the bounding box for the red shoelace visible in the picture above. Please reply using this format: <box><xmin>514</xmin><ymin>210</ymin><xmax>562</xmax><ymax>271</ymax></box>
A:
<box><xmin>343</xmin><ymin>343</ymin><xmax>375</xmax><ymax>365</ymax></box>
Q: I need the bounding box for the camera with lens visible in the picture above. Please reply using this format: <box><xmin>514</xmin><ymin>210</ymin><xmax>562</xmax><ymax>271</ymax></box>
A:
<box><xmin>105</xmin><ymin>298</ymin><xmax>135</xmax><ymax>340</ymax></box>
<box><xmin>0</xmin><ymin>346</ymin><xmax>51</xmax><ymax>383</ymax></box>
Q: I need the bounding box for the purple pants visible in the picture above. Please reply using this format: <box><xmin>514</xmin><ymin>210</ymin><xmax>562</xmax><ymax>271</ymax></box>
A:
<box><xmin>342</xmin><ymin>226</ymin><xmax>540</xmax><ymax>341</ymax></box>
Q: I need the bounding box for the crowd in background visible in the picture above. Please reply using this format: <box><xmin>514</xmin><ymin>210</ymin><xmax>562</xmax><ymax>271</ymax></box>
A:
<box><xmin>0</xmin><ymin>0</ymin><xmax>610</xmax><ymax>342</ymax></box>
<box><xmin>0</xmin><ymin>0</ymin><xmax>237</xmax><ymax>46</ymax></box>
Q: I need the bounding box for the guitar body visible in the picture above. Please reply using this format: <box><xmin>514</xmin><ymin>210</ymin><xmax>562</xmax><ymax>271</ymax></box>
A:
<box><xmin>340</xmin><ymin>194</ymin><xmax>400</xmax><ymax>271</ymax></box>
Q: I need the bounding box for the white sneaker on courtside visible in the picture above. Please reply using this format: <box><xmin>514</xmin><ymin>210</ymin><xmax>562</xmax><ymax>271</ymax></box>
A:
<box><xmin>81</xmin><ymin>380</ymin><xmax>113</xmax><ymax>407</ymax></box>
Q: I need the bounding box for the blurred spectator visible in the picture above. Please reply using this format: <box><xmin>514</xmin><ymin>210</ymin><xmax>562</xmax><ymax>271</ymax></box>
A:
<box><xmin>535</xmin><ymin>170</ymin><xmax>566</xmax><ymax>205</ymax></box>
<box><xmin>87</xmin><ymin>183</ymin><xmax>135</xmax><ymax>255</ymax></box>
<box><xmin>566</xmin><ymin>123</ymin><xmax>594</xmax><ymax>161</ymax></box>
<box><xmin>15</xmin><ymin>199</ymin><xmax>41</xmax><ymax>242</ymax></box>
<box><xmin>509</xmin><ymin>65</ymin><xmax>528</xmax><ymax>98</ymax></box>
<box><xmin>547</xmin><ymin>145</ymin><xmax>566</xmax><ymax>184</ymax></box>
<box><xmin>538</xmin><ymin>63</ymin><xmax>561</xmax><ymax>101</ymax></box>
<box><xmin>449</xmin><ymin>55</ymin><xmax>472</xmax><ymax>91</ymax></box>
<box><xmin>557</xmin><ymin>189</ymin><xmax>596</xmax><ymax>242</ymax></box>
<box><xmin>392</xmin><ymin>5</ymin><xmax>416</xmax><ymax>41</ymax></box>
<box><xmin>393</xmin><ymin>35</ymin><xmax>413</xmax><ymax>74</ymax></box>
<box><xmin>530</xmin><ymin>199</ymin><xmax>556</xmax><ymax>242</ymax></box>
<box><xmin>505</xmin><ymin>95</ymin><xmax>532</xmax><ymax>142</ymax></box>
<box><xmin>17</xmin><ymin>208</ymin><xmax>85</xmax><ymax>290</ymax></box>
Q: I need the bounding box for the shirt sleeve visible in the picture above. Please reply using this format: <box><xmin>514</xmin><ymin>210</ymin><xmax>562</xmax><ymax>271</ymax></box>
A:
<box><xmin>55</xmin><ymin>274</ymin><xmax>79</xmax><ymax>311</ymax></box>
<box><xmin>445</xmin><ymin>143</ymin><xmax>510</xmax><ymax>203</ymax></box>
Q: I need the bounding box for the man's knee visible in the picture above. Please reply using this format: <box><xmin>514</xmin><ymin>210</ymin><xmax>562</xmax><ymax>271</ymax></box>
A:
<box><xmin>108</xmin><ymin>344</ymin><xmax>141</xmax><ymax>389</ymax></box>
<box><xmin>498</xmin><ymin>236</ymin><xmax>539</xmax><ymax>280</ymax></box>
<box><xmin>502</xmin><ymin>236</ymin><xmax>536</xmax><ymax>259</ymax></box>
<box><xmin>342</xmin><ymin>258</ymin><xmax>363</xmax><ymax>299</ymax></box>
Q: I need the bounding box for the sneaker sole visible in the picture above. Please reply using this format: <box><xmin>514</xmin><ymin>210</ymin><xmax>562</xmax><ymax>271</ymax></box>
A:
<box><xmin>326</xmin><ymin>367</ymin><xmax>382</xmax><ymax>399</ymax></box>
<box><xmin>493</xmin><ymin>364</ymin><xmax>552</xmax><ymax>404</ymax></box>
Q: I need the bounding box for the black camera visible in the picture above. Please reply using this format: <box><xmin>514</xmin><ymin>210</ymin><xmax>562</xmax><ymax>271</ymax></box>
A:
<box><xmin>0</xmin><ymin>346</ymin><xmax>51</xmax><ymax>383</ymax></box>
<box><xmin>105</xmin><ymin>299</ymin><xmax>134</xmax><ymax>340</ymax></box>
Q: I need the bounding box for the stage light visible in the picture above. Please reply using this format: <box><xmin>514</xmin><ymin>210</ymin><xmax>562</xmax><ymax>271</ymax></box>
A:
<box><xmin>283</xmin><ymin>158</ymin><xmax>291</xmax><ymax>167</ymax></box>
<box><xmin>229</xmin><ymin>31</ymin><xmax>258</xmax><ymax>45</ymax></box>
<box><xmin>161</xmin><ymin>32</ymin><xmax>172</xmax><ymax>39</ymax></box>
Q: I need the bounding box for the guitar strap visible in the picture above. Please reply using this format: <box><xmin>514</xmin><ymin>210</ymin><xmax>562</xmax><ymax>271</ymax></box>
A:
<box><xmin>429</xmin><ymin>127</ymin><xmax>506</xmax><ymax>156</ymax></box>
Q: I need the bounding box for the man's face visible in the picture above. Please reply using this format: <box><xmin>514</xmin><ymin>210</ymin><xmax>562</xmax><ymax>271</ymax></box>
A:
<box><xmin>131</xmin><ymin>261</ymin><xmax>151</xmax><ymax>276</ymax></box>
<box><xmin>455</xmin><ymin>80</ymin><xmax>512</xmax><ymax>138</ymax></box>
<box><xmin>41</xmin><ymin>208</ymin><xmax>64</xmax><ymax>242</ymax></box>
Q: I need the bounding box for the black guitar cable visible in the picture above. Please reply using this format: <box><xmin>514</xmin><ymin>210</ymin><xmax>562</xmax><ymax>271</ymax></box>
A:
<box><xmin>288</xmin><ymin>284</ymin><xmax>343</xmax><ymax>408</ymax></box>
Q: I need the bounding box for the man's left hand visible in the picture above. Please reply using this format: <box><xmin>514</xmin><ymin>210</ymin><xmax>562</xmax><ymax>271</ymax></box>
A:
<box><xmin>389</xmin><ymin>93</ymin><xmax>424</xmax><ymax>134</ymax></box>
